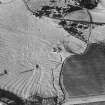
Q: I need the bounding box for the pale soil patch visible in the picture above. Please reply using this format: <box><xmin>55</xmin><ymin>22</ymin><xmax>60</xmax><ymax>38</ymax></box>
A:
<box><xmin>0</xmin><ymin>0</ymin><xmax>70</xmax><ymax>99</ymax></box>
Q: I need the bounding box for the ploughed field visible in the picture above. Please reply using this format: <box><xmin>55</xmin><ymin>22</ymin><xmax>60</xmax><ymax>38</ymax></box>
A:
<box><xmin>0</xmin><ymin>0</ymin><xmax>67</xmax><ymax>101</ymax></box>
<box><xmin>0</xmin><ymin>0</ymin><xmax>105</xmax><ymax>105</ymax></box>
<box><xmin>61</xmin><ymin>43</ymin><xmax>105</xmax><ymax>98</ymax></box>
